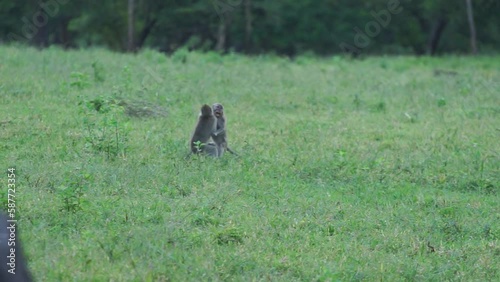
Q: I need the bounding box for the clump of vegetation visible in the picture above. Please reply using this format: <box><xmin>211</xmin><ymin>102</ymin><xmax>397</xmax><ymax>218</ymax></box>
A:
<box><xmin>171</xmin><ymin>48</ymin><xmax>189</xmax><ymax>63</ymax></box>
<box><xmin>81</xmin><ymin>97</ymin><xmax>129</xmax><ymax>160</ymax></box>
<box><xmin>70</xmin><ymin>72</ymin><xmax>91</xmax><ymax>89</ymax></box>
<box><xmin>215</xmin><ymin>226</ymin><xmax>244</xmax><ymax>245</ymax></box>
<box><xmin>91</xmin><ymin>61</ymin><xmax>106</xmax><ymax>83</ymax></box>
<box><xmin>56</xmin><ymin>173</ymin><xmax>91</xmax><ymax>213</ymax></box>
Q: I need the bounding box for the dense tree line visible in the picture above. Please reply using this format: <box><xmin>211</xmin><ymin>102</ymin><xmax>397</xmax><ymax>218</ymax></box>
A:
<box><xmin>1</xmin><ymin>0</ymin><xmax>498</xmax><ymax>56</ymax></box>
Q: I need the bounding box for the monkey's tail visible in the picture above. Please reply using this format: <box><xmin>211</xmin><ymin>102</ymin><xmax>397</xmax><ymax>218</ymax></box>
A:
<box><xmin>227</xmin><ymin>147</ymin><xmax>239</xmax><ymax>156</ymax></box>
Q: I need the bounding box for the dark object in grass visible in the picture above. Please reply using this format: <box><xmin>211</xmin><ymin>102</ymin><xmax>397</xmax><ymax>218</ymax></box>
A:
<box><xmin>427</xmin><ymin>241</ymin><xmax>436</xmax><ymax>253</ymax></box>
<box><xmin>0</xmin><ymin>213</ymin><xmax>33</xmax><ymax>282</ymax></box>
<box><xmin>119</xmin><ymin>100</ymin><xmax>168</xmax><ymax>118</ymax></box>
<box><xmin>433</xmin><ymin>69</ymin><xmax>458</xmax><ymax>76</ymax></box>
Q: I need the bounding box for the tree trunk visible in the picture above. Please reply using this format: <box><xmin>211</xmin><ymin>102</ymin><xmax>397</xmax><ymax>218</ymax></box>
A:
<box><xmin>33</xmin><ymin>8</ymin><xmax>49</xmax><ymax>47</ymax></box>
<box><xmin>127</xmin><ymin>0</ymin><xmax>135</xmax><ymax>52</ymax></box>
<box><xmin>216</xmin><ymin>19</ymin><xmax>226</xmax><ymax>51</ymax></box>
<box><xmin>426</xmin><ymin>17</ymin><xmax>447</xmax><ymax>55</ymax></box>
<box><xmin>465</xmin><ymin>0</ymin><xmax>477</xmax><ymax>54</ymax></box>
<box><xmin>56</xmin><ymin>17</ymin><xmax>72</xmax><ymax>48</ymax></box>
<box><xmin>33</xmin><ymin>24</ymin><xmax>48</xmax><ymax>48</ymax></box>
<box><xmin>407</xmin><ymin>8</ymin><xmax>429</xmax><ymax>55</ymax></box>
<box><xmin>136</xmin><ymin>19</ymin><xmax>157</xmax><ymax>49</ymax></box>
<box><xmin>244</xmin><ymin>0</ymin><xmax>253</xmax><ymax>52</ymax></box>
<box><xmin>216</xmin><ymin>5</ymin><xmax>235</xmax><ymax>52</ymax></box>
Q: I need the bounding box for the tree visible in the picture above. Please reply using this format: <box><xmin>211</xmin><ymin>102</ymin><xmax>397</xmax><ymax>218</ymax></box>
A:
<box><xmin>1</xmin><ymin>0</ymin><xmax>499</xmax><ymax>55</ymax></box>
<box><xmin>127</xmin><ymin>0</ymin><xmax>135</xmax><ymax>52</ymax></box>
<box><xmin>465</xmin><ymin>0</ymin><xmax>477</xmax><ymax>54</ymax></box>
<box><xmin>244</xmin><ymin>0</ymin><xmax>253</xmax><ymax>52</ymax></box>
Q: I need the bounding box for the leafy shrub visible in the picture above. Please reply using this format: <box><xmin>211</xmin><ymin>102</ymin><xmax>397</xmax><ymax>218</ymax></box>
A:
<box><xmin>80</xmin><ymin>97</ymin><xmax>129</xmax><ymax>160</ymax></box>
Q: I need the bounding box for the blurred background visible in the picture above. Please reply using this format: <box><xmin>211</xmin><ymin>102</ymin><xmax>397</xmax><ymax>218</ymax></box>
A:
<box><xmin>0</xmin><ymin>0</ymin><xmax>499</xmax><ymax>56</ymax></box>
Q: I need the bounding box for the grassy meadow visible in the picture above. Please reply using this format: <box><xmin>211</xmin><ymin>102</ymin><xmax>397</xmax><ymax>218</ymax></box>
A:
<box><xmin>0</xmin><ymin>45</ymin><xmax>499</xmax><ymax>281</ymax></box>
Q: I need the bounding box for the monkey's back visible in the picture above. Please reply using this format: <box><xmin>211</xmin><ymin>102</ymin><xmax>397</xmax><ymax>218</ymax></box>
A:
<box><xmin>190</xmin><ymin>115</ymin><xmax>217</xmax><ymax>153</ymax></box>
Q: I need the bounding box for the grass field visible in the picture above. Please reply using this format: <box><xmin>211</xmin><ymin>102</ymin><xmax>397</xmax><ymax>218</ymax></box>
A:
<box><xmin>0</xmin><ymin>45</ymin><xmax>499</xmax><ymax>281</ymax></box>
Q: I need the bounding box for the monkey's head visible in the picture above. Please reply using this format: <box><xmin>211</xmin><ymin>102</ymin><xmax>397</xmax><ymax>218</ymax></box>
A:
<box><xmin>200</xmin><ymin>104</ymin><xmax>213</xmax><ymax>116</ymax></box>
<box><xmin>212</xmin><ymin>103</ymin><xmax>224</xmax><ymax>118</ymax></box>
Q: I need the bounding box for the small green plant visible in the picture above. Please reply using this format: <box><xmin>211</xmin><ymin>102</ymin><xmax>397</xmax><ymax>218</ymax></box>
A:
<box><xmin>193</xmin><ymin>140</ymin><xmax>204</xmax><ymax>153</ymax></box>
<box><xmin>91</xmin><ymin>61</ymin><xmax>106</xmax><ymax>83</ymax></box>
<box><xmin>56</xmin><ymin>173</ymin><xmax>92</xmax><ymax>212</ymax></box>
<box><xmin>437</xmin><ymin>98</ymin><xmax>447</xmax><ymax>107</ymax></box>
<box><xmin>353</xmin><ymin>94</ymin><xmax>361</xmax><ymax>108</ymax></box>
<box><xmin>442</xmin><ymin>220</ymin><xmax>463</xmax><ymax>241</ymax></box>
<box><xmin>57</xmin><ymin>184</ymin><xmax>86</xmax><ymax>213</ymax></box>
<box><xmin>81</xmin><ymin>97</ymin><xmax>129</xmax><ymax>159</ymax></box>
<box><xmin>172</xmin><ymin>48</ymin><xmax>189</xmax><ymax>63</ymax></box>
<box><xmin>70</xmin><ymin>71</ymin><xmax>90</xmax><ymax>89</ymax></box>
<box><xmin>215</xmin><ymin>226</ymin><xmax>244</xmax><ymax>245</ymax></box>
<box><xmin>121</xmin><ymin>65</ymin><xmax>132</xmax><ymax>92</ymax></box>
<box><xmin>375</xmin><ymin>101</ymin><xmax>386</xmax><ymax>112</ymax></box>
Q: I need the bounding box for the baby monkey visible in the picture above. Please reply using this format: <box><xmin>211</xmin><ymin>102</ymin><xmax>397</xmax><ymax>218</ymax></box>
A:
<box><xmin>212</xmin><ymin>103</ymin><xmax>237</xmax><ymax>157</ymax></box>
<box><xmin>190</xmin><ymin>104</ymin><xmax>218</xmax><ymax>157</ymax></box>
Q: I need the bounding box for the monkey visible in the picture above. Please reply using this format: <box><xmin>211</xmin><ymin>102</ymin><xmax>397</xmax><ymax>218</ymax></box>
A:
<box><xmin>0</xmin><ymin>213</ymin><xmax>33</xmax><ymax>282</ymax></box>
<box><xmin>211</xmin><ymin>103</ymin><xmax>237</xmax><ymax>157</ymax></box>
<box><xmin>189</xmin><ymin>104</ymin><xmax>218</xmax><ymax>157</ymax></box>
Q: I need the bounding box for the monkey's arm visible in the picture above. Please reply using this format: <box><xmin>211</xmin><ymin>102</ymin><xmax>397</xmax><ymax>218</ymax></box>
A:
<box><xmin>212</xmin><ymin>128</ymin><xmax>226</xmax><ymax>137</ymax></box>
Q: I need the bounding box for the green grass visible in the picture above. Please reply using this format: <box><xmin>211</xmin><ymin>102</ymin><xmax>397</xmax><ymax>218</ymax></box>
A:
<box><xmin>0</xmin><ymin>45</ymin><xmax>499</xmax><ymax>281</ymax></box>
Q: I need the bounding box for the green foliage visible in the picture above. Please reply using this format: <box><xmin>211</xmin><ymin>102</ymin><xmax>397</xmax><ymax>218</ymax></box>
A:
<box><xmin>56</xmin><ymin>173</ymin><xmax>92</xmax><ymax>213</ymax></box>
<box><xmin>192</xmin><ymin>140</ymin><xmax>203</xmax><ymax>153</ymax></box>
<box><xmin>91</xmin><ymin>61</ymin><xmax>106</xmax><ymax>83</ymax></box>
<box><xmin>120</xmin><ymin>65</ymin><xmax>133</xmax><ymax>92</ymax></box>
<box><xmin>81</xmin><ymin>97</ymin><xmax>129</xmax><ymax>160</ymax></box>
<box><xmin>215</xmin><ymin>226</ymin><xmax>244</xmax><ymax>245</ymax></box>
<box><xmin>70</xmin><ymin>72</ymin><xmax>91</xmax><ymax>89</ymax></box>
<box><xmin>1</xmin><ymin>0</ymin><xmax>499</xmax><ymax>55</ymax></box>
<box><xmin>57</xmin><ymin>184</ymin><xmax>86</xmax><ymax>213</ymax></box>
<box><xmin>171</xmin><ymin>47</ymin><xmax>189</xmax><ymax>63</ymax></box>
<box><xmin>0</xmin><ymin>46</ymin><xmax>498</xmax><ymax>281</ymax></box>
<box><xmin>437</xmin><ymin>97</ymin><xmax>447</xmax><ymax>107</ymax></box>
